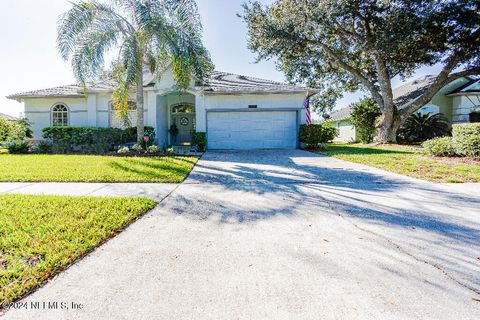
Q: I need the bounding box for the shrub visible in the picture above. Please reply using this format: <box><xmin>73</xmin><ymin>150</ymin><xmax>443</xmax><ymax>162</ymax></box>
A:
<box><xmin>299</xmin><ymin>124</ymin><xmax>338</xmax><ymax>148</ymax></box>
<box><xmin>0</xmin><ymin>117</ymin><xmax>15</xmax><ymax>143</ymax></box>
<box><xmin>453</xmin><ymin>123</ymin><xmax>480</xmax><ymax>157</ymax></box>
<box><xmin>117</xmin><ymin>147</ymin><xmax>130</xmax><ymax>154</ymax></box>
<box><xmin>146</xmin><ymin>145</ymin><xmax>160</xmax><ymax>154</ymax></box>
<box><xmin>349</xmin><ymin>98</ymin><xmax>381</xmax><ymax>143</ymax></box>
<box><xmin>192</xmin><ymin>132</ymin><xmax>206</xmax><ymax>150</ymax></box>
<box><xmin>132</xmin><ymin>144</ymin><xmax>144</xmax><ymax>152</ymax></box>
<box><xmin>122</xmin><ymin>126</ymin><xmax>155</xmax><ymax>146</ymax></box>
<box><xmin>422</xmin><ymin>137</ymin><xmax>457</xmax><ymax>157</ymax></box>
<box><xmin>397</xmin><ymin>112</ymin><xmax>451</xmax><ymax>143</ymax></box>
<box><xmin>42</xmin><ymin>126</ymin><xmax>123</xmax><ymax>154</ymax></box>
<box><xmin>36</xmin><ymin>141</ymin><xmax>53</xmax><ymax>154</ymax></box>
<box><xmin>7</xmin><ymin>140</ymin><xmax>29</xmax><ymax>154</ymax></box>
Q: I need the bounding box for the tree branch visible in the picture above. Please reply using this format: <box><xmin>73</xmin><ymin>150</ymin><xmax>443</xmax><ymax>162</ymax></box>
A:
<box><xmin>304</xmin><ymin>38</ymin><xmax>383</xmax><ymax>104</ymax></box>
<box><xmin>399</xmin><ymin>53</ymin><xmax>478</xmax><ymax>119</ymax></box>
<box><xmin>374</xmin><ymin>55</ymin><xmax>394</xmax><ymax>112</ymax></box>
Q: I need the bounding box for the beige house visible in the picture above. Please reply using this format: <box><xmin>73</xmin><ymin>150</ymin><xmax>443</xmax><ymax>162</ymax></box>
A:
<box><xmin>325</xmin><ymin>76</ymin><xmax>480</xmax><ymax>142</ymax></box>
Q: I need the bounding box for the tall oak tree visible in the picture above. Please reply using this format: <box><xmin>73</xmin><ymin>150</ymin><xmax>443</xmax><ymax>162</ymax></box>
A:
<box><xmin>242</xmin><ymin>0</ymin><xmax>480</xmax><ymax>142</ymax></box>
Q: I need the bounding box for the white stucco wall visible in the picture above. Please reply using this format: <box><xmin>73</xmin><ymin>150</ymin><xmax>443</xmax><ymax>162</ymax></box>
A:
<box><xmin>22</xmin><ymin>92</ymin><xmax>155</xmax><ymax>140</ymax></box>
<box><xmin>24</xmin><ymin>97</ymin><xmax>88</xmax><ymax>139</ymax></box>
<box><xmin>196</xmin><ymin>92</ymin><xmax>306</xmax><ymax>132</ymax></box>
<box><xmin>331</xmin><ymin>120</ymin><xmax>357</xmax><ymax>143</ymax></box>
<box><xmin>452</xmin><ymin>95</ymin><xmax>480</xmax><ymax>123</ymax></box>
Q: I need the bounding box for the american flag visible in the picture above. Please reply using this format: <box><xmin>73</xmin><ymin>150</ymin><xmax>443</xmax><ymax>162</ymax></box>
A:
<box><xmin>304</xmin><ymin>95</ymin><xmax>312</xmax><ymax>125</ymax></box>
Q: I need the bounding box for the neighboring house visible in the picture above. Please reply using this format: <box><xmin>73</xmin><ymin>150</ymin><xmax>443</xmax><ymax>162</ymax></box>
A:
<box><xmin>325</xmin><ymin>75</ymin><xmax>480</xmax><ymax>142</ymax></box>
<box><xmin>0</xmin><ymin>112</ymin><xmax>19</xmax><ymax>122</ymax></box>
<box><xmin>7</xmin><ymin>68</ymin><xmax>316</xmax><ymax>150</ymax></box>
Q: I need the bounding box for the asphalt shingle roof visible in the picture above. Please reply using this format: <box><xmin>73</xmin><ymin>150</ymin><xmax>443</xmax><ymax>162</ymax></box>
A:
<box><xmin>203</xmin><ymin>71</ymin><xmax>314</xmax><ymax>93</ymax></box>
<box><xmin>324</xmin><ymin>107</ymin><xmax>352</xmax><ymax>122</ymax></box>
<box><xmin>326</xmin><ymin>75</ymin><xmax>451</xmax><ymax>122</ymax></box>
<box><xmin>7</xmin><ymin>71</ymin><xmax>315</xmax><ymax>100</ymax></box>
<box><xmin>445</xmin><ymin>79</ymin><xmax>480</xmax><ymax>95</ymax></box>
<box><xmin>0</xmin><ymin>112</ymin><xmax>18</xmax><ymax>121</ymax></box>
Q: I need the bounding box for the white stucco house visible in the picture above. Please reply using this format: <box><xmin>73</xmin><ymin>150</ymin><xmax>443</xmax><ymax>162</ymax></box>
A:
<box><xmin>7</xmin><ymin>68</ymin><xmax>317</xmax><ymax>150</ymax></box>
<box><xmin>325</xmin><ymin>75</ymin><xmax>480</xmax><ymax>142</ymax></box>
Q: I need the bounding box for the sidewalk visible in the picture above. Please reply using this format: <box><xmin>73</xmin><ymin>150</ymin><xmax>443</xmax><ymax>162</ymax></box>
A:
<box><xmin>0</xmin><ymin>182</ymin><xmax>178</xmax><ymax>201</ymax></box>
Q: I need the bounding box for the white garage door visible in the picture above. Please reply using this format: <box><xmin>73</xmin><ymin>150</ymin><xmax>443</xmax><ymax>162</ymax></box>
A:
<box><xmin>207</xmin><ymin>110</ymin><xmax>297</xmax><ymax>150</ymax></box>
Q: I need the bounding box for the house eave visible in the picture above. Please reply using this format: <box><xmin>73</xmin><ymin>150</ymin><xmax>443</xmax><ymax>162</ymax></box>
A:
<box><xmin>6</xmin><ymin>94</ymin><xmax>85</xmax><ymax>102</ymax></box>
<box><xmin>201</xmin><ymin>89</ymin><xmax>317</xmax><ymax>96</ymax></box>
<box><xmin>445</xmin><ymin>92</ymin><xmax>480</xmax><ymax>97</ymax></box>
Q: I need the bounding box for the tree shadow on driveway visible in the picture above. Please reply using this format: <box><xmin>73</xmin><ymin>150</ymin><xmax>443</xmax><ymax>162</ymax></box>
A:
<box><xmin>163</xmin><ymin>150</ymin><xmax>480</xmax><ymax>293</ymax></box>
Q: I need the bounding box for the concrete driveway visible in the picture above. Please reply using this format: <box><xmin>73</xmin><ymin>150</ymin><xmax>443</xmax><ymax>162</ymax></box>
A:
<box><xmin>3</xmin><ymin>150</ymin><xmax>480</xmax><ymax>319</ymax></box>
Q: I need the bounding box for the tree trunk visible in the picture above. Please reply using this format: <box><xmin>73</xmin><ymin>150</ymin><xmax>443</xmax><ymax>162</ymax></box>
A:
<box><xmin>377</xmin><ymin>113</ymin><xmax>401</xmax><ymax>143</ymax></box>
<box><xmin>136</xmin><ymin>66</ymin><xmax>144</xmax><ymax>145</ymax></box>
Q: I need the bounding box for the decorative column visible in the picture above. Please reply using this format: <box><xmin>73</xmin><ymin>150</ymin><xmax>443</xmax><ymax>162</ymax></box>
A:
<box><xmin>86</xmin><ymin>94</ymin><xmax>97</xmax><ymax>126</ymax></box>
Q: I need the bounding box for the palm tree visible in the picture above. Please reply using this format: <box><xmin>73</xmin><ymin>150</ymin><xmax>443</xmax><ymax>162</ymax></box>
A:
<box><xmin>397</xmin><ymin>112</ymin><xmax>451</xmax><ymax>143</ymax></box>
<box><xmin>57</xmin><ymin>0</ymin><xmax>213</xmax><ymax>143</ymax></box>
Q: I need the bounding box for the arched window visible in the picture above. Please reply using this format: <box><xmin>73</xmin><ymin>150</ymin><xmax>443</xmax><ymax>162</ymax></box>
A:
<box><xmin>171</xmin><ymin>104</ymin><xmax>194</xmax><ymax>114</ymax></box>
<box><xmin>51</xmin><ymin>104</ymin><xmax>69</xmax><ymax>126</ymax></box>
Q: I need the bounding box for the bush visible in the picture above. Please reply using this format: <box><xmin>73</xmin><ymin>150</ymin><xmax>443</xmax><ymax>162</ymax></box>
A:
<box><xmin>132</xmin><ymin>144</ymin><xmax>144</xmax><ymax>152</ymax></box>
<box><xmin>122</xmin><ymin>126</ymin><xmax>155</xmax><ymax>147</ymax></box>
<box><xmin>117</xmin><ymin>147</ymin><xmax>130</xmax><ymax>154</ymax></box>
<box><xmin>7</xmin><ymin>140</ymin><xmax>29</xmax><ymax>154</ymax></box>
<box><xmin>0</xmin><ymin>117</ymin><xmax>15</xmax><ymax>143</ymax></box>
<box><xmin>453</xmin><ymin>123</ymin><xmax>480</xmax><ymax>157</ymax></box>
<box><xmin>299</xmin><ymin>124</ymin><xmax>338</xmax><ymax>148</ymax></box>
<box><xmin>397</xmin><ymin>112</ymin><xmax>450</xmax><ymax>143</ymax></box>
<box><xmin>36</xmin><ymin>141</ymin><xmax>53</xmax><ymax>154</ymax></box>
<box><xmin>422</xmin><ymin>137</ymin><xmax>457</xmax><ymax>157</ymax></box>
<box><xmin>349</xmin><ymin>98</ymin><xmax>381</xmax><ymax>143</ymax></box>
<box><xmin>192</xmin><ymin>132</ymin><xmax>206</xmax><ymax>150</ymax></box>
<box><xmin>42</xmin><ymin>126</ymin><xmax>123</xmax><ymax>154</ymax></box>
<box><xmin>146</xmin><ymin>145</ymin><xmax>160</xmax><ymax>154</ymax></box>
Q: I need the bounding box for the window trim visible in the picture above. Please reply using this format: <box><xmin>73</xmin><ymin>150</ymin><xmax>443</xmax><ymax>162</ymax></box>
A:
<box><xmin>50</xmin><ymin>103</ymin><xmax>70</xmax><ymax>126</ymax></box>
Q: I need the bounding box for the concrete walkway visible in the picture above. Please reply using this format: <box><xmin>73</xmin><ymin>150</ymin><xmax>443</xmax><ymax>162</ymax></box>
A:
<box><xmin>2</xmin><ymin>150</ymin><xmax>480</xmax><ymax>319</ymax></box>
<box><xmin>0</xmin><ymin>182</ymin><xmax>178</xmax><ymax>201</ymax></box>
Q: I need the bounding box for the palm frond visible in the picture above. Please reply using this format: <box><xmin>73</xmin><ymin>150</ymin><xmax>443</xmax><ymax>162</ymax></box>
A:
<box><xmin>58</xmin><ymin>0</ymin><xmax>135</xmax><ymax>83</ymax></box>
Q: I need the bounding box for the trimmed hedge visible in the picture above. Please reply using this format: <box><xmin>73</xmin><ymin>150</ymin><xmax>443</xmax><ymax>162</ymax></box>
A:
<box><xmin>299</xmin><ymin>124</ymin><xmax>338</xmax><ymax>148</ymax></box>
<box><xmin>422</xmin><ymin>137</ymin><xmax>457</xmax><ymax>157</ymax></box>
<box><xmin>452</xmin><ymin>123</ymin><xmax>480</xmax><ymax>157</ymax></box>
<box><xmin>42</xmin><ymin>127</ymin><xmax>123</xmax><ymax>154</ymax></box>
<box><xmin>192</xmin><ymin>132</ymin><xmax>206</xmax><ymax>149</ymax></box>
<box><xmin>423</xmin><ymin>123</ymin><xmax>480</xmax><ymax>158</ymax></box>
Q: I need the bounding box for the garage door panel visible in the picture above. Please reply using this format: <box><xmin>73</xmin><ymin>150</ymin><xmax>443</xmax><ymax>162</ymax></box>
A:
<box><xmin>207</xmin><ymin>111</ymin><xmax>297</xmax><ymax>150</ymax></box>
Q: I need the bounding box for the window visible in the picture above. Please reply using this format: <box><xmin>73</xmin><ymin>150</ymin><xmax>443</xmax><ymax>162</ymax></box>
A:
<box><xmin>51</xmin><ymin>104</ymin><xmax>69</xmax><ymax>126</ymax></box>
<box><xmin>171</xmin><ymin>104</ymin><xmax>194</xmax><ymax>114</ymax></box>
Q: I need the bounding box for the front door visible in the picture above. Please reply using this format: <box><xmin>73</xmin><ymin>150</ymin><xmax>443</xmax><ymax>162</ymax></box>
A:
<box><xmin>173</xmin><ymin>114</ymin><xmax>195</xmax><ymax>144</ymax></box>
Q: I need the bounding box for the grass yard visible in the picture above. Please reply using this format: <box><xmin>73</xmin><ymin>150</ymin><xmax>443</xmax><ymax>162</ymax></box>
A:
<box><xmin>0</xmin><ymin>194</ymin><xmax>156</xmax><ymax>306</ymax></box>
<box><xmin>319</xmin><ymin>143</ymin><xmax>480</xmax><ymax>183</ymax></box>
<box><xmin>0</xmin><ymin>154</ymin><xmax>197</xmax><ymax>183</ymax></box>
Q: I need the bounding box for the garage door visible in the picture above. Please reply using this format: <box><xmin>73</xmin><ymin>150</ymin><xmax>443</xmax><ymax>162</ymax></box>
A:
<box><xmin>207</xmin><ymin>110</ymin><xmax>297</xmax><ymax>150</ymax></box>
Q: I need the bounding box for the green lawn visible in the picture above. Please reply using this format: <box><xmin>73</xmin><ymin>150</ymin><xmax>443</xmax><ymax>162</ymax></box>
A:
<box><xmin>0</xmin><ymin>154</ymin><xmax>197</xmax><ymax>183</ymax></box>
<box><xmin>0</xmin><ymin>194</ymin><xmax>156</xmax><ymax>305</ymax></box>
<box><xmin>319</xmin><ymin>144</ymin><xmax>480</xmax><ymax>183</ymax></box>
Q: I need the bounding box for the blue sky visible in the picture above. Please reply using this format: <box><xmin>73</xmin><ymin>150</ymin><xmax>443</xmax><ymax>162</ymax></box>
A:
<box><xmin>0</xmin><ymin>0</ymin><xmax>442</xmax><ymax>118</ymax></box>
